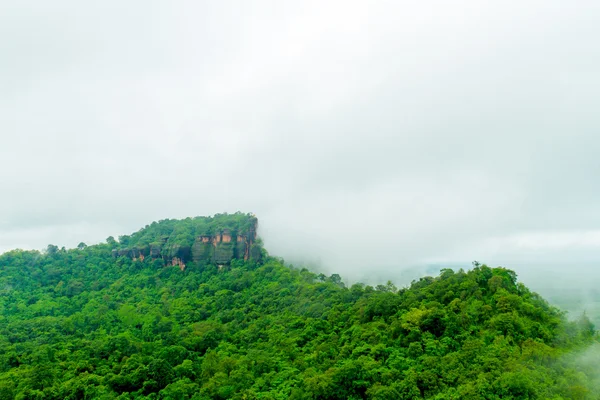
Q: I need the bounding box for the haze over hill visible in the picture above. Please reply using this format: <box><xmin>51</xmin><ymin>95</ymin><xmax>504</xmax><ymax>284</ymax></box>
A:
<box><xmin>0</xmin><ymin>214</ymin><xmax>597</xmax><ymax>398</ymax></box>
<box><xmin>2</xmin><ymin>2</ymin><xmax>600</xmax><ymax>320</ymax></box>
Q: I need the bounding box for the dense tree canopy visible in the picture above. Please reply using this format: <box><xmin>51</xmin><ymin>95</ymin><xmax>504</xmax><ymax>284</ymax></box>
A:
<box><xmin>0</xmin><ymin>216</ymin><xmax>597</xmax><ymax>399</ymax></box>
<box><xmin>115</xmin><ymin>212</ymin><xmax>258</xmax><ymax>252</ymax></box>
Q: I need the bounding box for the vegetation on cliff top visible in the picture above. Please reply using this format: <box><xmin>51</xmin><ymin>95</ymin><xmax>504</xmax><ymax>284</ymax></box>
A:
<box><xmin>0</xmin><ymin>214</ymin><xmax>597</xmax><ymax>399</ymax></box>
<box><xmin>115</xmin><ymin>212</ymin><xmax>258</xmax><ymax>248</ymax></box>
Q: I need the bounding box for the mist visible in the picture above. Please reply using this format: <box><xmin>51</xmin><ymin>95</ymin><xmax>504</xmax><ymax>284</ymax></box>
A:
<box><xmin>2</xmin><ymin>1</ymin><xmax>600</xmax><ymax>315</ymax></box>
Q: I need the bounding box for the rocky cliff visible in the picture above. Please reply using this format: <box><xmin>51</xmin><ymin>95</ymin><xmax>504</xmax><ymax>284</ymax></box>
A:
<box><xmin>111</xmin><ymin>213</ymin><xmax>261</xmax><ymax>269</ymax></box>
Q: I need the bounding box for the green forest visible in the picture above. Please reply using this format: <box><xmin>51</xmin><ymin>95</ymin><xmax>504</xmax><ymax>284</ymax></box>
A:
<box><xmin>0</xmin><ymin>214</ymin><xmax>597</xmax><ymax>399</ymax></box>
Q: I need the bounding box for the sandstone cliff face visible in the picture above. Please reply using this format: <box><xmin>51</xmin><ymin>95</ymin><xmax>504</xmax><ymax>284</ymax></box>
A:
<box><xmin>112</xmin><ymin>215</ymin><xmax>260</xmax><ymax>267</ymax></box>
<box><xmin>191</xmin><ymin>227</ymin><xmax>256</xmax><ymax>264</ymax></box>
<box><xmin>171</xmin><ymin>257</ymin><xmax>186</xmax><ymax>271</ymax></box>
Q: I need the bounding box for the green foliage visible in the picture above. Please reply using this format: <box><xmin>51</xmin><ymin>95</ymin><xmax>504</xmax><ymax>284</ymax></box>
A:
<box><xmin>0</xmin><ymin>219</ymin><xmax>597</xmax><ymax>399</ymax></box>
<box><xmin>117</xmin><ymin>212</ymin><xmax>258</xmax><ymax>251</ymax></box>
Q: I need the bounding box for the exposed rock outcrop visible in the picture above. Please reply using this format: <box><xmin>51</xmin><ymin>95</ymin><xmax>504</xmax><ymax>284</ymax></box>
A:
<box><xmin>171</xmin><ymin>257</ymin><xmax>186</xmax><ymax>271</ymax></box>
<box><xmin>112</xmin><ymin>215</ymin><xmax>261</xmax><ymax>267</ymax></box>
<box><xmin>190</xmin><ymin>226</ymin><xmax>257</xmax><ymax>264</ymax></box>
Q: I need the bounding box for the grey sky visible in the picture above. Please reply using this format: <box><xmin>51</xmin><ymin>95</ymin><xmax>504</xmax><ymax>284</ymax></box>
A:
<box><xmin>2</xmin><ymin>1</ymin><xmax>600</xmax><ymax>290</ymax></box>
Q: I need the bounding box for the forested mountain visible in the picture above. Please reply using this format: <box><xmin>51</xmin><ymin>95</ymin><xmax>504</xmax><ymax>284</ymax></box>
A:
<box><xmin>0</xmin><ymin>214</ymin><xmax>597</xmax><ymax>399</ymax></box>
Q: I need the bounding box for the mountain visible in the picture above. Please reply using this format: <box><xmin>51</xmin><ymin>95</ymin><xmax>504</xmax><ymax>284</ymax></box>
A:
<box><xmin>0</xmin><ymin>213</ymin><xmax>597</xmax><ymax>399</ymax></box>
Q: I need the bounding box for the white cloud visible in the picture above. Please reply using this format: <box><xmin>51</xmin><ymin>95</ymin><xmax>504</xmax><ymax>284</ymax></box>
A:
<box><xmin>1</xmin><ymin>1</ymin><xmax>600</xmax><ymax>293</ymax></box>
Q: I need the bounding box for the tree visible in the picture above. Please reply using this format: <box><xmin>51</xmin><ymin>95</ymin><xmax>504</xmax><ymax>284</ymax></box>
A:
<box><xmin>45</xmin><ymin>244</ymin><xmax>59</xmax><ymax>255</ymax></box>
<box><xmin>118</xmin><ymin>235</ymin><xmax>131</xmax><ymax>246</ymax></box>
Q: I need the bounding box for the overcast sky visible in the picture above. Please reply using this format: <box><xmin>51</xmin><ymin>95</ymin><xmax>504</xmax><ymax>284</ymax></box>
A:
<box><xmin>2</xmin><ymin>1</ymin><xmax>600</xmax><ymax>289</ymax></box>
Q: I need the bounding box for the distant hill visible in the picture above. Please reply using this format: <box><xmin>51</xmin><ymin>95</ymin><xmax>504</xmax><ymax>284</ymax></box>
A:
<box><xmin>0</xmin><ymin>213</ymin><xmax>597</xmax><ymax>399</ymax></box>
<box><xmin>544</xmin><ymin>287</ymin><xmax>600</xmax><ymax>328</ymax></box>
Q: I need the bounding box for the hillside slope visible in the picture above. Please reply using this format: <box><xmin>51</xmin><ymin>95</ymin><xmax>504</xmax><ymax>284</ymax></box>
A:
<box><xmin>0</xmin><ymin>214</ymin><xmax>597</xmax><ymax>399</ymax></box>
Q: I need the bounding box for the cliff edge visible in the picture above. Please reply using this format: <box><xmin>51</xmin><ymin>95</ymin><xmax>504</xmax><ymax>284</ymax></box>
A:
<box><xmin>110</xmin><ymin>212</ymin><xmax>262</xmax><ymax>269</ymax></box>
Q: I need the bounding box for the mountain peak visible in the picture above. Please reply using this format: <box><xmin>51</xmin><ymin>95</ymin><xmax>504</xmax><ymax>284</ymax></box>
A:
<box><xmin>111</xmin><ymin>212</ymin><xmax>262</xmax><ymax>268</ymax></box>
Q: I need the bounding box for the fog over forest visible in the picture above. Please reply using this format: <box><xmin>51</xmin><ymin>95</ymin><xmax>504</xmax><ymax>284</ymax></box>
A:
<box><xmin>2</xmin><ymin>1</ymin><xmax>600</xmax><ymax>317</ymax></box>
